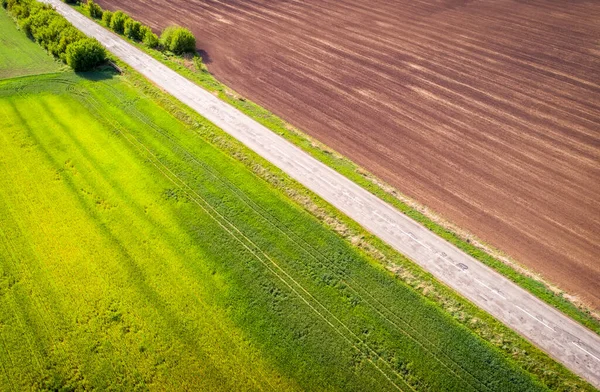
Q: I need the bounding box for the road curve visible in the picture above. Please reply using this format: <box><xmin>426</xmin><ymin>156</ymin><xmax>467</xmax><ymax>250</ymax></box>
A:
<box><xmin>43</xmin><ymin>0</ymin><xmax>600</xmax><ymax>387</ymax></box>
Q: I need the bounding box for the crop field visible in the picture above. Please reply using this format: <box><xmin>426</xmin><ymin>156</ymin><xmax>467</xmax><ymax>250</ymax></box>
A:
<box><xmin>0</xmin><ymin>72</ymin><xmax>559</xmax><ymax>391</ymax></box>
<box><xmin>95</xmin><ymin>0</ymin><xmax>600</xmax><ymax>308</ymax></box>
<box><xmin>0</xmin><ymin>21</ymin><xmax>571</xmax><ymax>390</ymax></box>
<box><xmin>0</xmin><ymin>11</ymin><xmax>63</xmax><ymax>79</ymax></box>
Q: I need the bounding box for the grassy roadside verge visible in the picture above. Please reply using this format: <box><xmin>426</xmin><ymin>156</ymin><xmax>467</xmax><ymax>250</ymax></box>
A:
<box><xmin>70</xmin><ymin>3</ymin><xmax>600</xmax><ymax>336</ymax></box>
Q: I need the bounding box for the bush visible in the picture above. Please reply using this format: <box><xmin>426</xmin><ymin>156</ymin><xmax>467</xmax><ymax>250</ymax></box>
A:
<box><xmin>139</xmin><ymin>25</ymin><xmax>158</xmax><ymax>48</ymax></box>
<box><xmin>7</xmin><ymin>0</ymin><xmax>31</xmax><ymax>18</ymax></box>
<box><xmin>124</xmin><ymin>18</ymin><xmax>141</xmax><ymax>40</ymax></box>
<box><xmin>65</xmin><ymin>37</ymin><xmax>106</xmax><ymax>71</ymax></box>
<box><xmin>86</xmin><ymin>0</ymin><xmax>102</xmax><ymax>19</ymax></box>
<box><xmin>49</xmin><ymin>25</ymin><xmax>83</xmax><ymax>60</ymax></box>
<box><xmin>160</xmin><ymin>25</ymin><xmax>196</xmax><ymax>54</ymax></box>
<box><xmin>101</xmin><ymin>9</ymin><xmax>112</xmax><ymax>26</ymax></box>
<box><xmin>109</xmin><ymin>10</ymin><xmax>128</xmax><ymax>34</ymax></box>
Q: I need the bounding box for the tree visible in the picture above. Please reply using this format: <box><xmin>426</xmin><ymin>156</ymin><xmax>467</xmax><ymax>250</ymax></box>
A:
<box><xmin>160</xmin><ymin>25</ymin><xmax>196</xmax><ymax>54</ymax></box>
<box><xmin>87</xmin><ymin>0</ymin><xmax>103</xmax><ymax>19</ymax></box>
<box><xmin>109</xmin><ymin>10</ymin><xmax>128</xmax><ymax>34</ymax></box>
<box><xmin>124</xmin><ymin>18</ymin><xmax>141</xmax><ymax>40</ymax></box>
<box><xmin>101</xmin><ymin>10</ymin><xmax>112</xmax><ymax>26</ymax></box>
<box><xmin>50</xmin><ymin>25</ymin><xmax>83</xmax><ymax>60</ymax></box>
<box><xmin>139</xmin><ymin>25</ymin><xmax>158</xmax><ymax>48</ymax></box>
<box><xmin>65</xmin><ymin>38</ymin><xmax>106</xmax><ymax>71</ymax></box>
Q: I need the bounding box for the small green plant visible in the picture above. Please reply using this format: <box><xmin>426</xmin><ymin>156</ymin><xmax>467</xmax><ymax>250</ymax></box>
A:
<box><xmin>193</xmin><ymin>55</ymin><xmax>203</xmax><ymax>71</ymax></box>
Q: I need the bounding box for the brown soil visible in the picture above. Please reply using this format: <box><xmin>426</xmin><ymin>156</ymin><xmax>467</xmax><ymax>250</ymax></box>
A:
<box><xmin>97</xmin><ymin>0</ymin><xmax>600</xmax><ymax>308</ymax></box>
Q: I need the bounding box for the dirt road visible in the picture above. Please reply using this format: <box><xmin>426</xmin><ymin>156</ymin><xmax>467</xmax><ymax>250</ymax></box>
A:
<box><xmin>44</xmin><ymin>0</ymin><xmax>600</xmax><ymax>386</ymax></box>
<box><xmin>95</xmin><ymin>0</ymin><xmax>600</xmax><ymax>308</ymax></box>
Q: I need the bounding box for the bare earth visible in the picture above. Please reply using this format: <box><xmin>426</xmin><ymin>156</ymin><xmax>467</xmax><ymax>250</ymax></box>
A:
<box><xmin>44</xmin><ymin>0</ymin><xmax>600</xmax><ymax>386</ymax></box>
<box><xmin>95</xmin><ymin>0</ymin><xmax>600</xmax><ymax>308</ymax></box>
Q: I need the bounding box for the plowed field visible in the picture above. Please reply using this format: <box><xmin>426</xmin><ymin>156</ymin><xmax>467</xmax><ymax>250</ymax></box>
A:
<box><xmin>95</xmin><ymin>0</ymin><xmax>600</xmax><ymax>308</ymax></box>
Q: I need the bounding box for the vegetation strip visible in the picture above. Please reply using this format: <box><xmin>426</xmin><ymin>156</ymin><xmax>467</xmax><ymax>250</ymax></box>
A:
<box><xmin>72</xmin><ymin>0</ymin><xmax>600</xmax><ymax>335</ymax></box>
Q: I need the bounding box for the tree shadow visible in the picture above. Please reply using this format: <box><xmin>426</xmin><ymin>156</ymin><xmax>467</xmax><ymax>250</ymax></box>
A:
<box><xmin>197</xmin><ymin>49</ymin><xmax>212</xmax><ymax>65</ymax></box>
<box><xmin>75</xmin><ymin>68</ymin><xmax>117</xmax><ymax>81</ymax></box>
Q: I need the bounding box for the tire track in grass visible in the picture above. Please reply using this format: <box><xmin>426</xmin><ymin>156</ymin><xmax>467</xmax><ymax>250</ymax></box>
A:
<box><xmin>76</xmin><ymin>85</ymin><xmax>414</xmax><ymax>392</ymax></box>
<box><xmin>94</xmin><ymin>80</ymin><xmax>491</xmax><ymax>391</ymax></box>
<box><xmin>67</xmin><ymin>91</ymin><xmax>276</xmax><ymax>392</ymax></box>
<box><xmin>64</xmin><ymin>83</ymin><xmax>282</xmax><ymax>392</ymax></box>
<box><xmin>119</xmin><ymin>121</ymin><xmax>411</xmax><ymax>392</ymax></box>
<box><xmin>35</xmin><ymin>84</ymin><xmax>272</xmax><ymax>390</ymax></box>
<box><xmin>87</xmin><ymin>77</ymin><xmax>496</xmax><ymax>390</ymax></box>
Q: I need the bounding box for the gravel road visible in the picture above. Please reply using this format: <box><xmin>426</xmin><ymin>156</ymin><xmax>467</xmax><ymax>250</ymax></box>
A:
<box><xmin>43</xmin><ymin>0</ymin><xmax>600</xmax><ymax>387</ymax></box>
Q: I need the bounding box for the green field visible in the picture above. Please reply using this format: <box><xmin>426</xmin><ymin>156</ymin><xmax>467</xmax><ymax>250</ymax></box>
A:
<box><xmin>0</xmin><ymin>70</ymin><xmax>553</xmax><ymax>391</ymax></box>
<box><xmin>0</xmin><ymin>8</ymin><xmax>595</xmax><ymax>392</ymax></box>
<box><xmin>0</xmin><ymin>11</ymin><xmax>63</xmax><ymax>79</ymax></box>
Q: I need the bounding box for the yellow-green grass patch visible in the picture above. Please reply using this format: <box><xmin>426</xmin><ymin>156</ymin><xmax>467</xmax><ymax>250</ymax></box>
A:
<box><xmin>0</xmin><ymin>10</ymin><xmax>63</xmax><ymax>80</ymax></box>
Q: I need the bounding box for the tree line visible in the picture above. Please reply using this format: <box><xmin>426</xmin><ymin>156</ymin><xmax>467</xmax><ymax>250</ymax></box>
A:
<box><xmin>3</xmin><ymin>0</ymin><xmax>106</xmax><ymax>71</ymax></box>
<box><xmin>2</xmin><ymin>0</ymin><xmax>198</xmax><ymax>72</ymax></box>
<box><xmin>86</xmin><ymin>0</ymin><xmax>196</xmax><ymax>55</ymax></box>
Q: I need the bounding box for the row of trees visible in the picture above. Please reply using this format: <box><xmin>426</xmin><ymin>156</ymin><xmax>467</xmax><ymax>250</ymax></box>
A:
<box><xmin>3</xmin><ymin>0</ymin><xmax>106</xmax><ymax>71</ymax></box>
<box><xmin>86</xmin><ymin>1</ymin><xmax>196</xmax><ymax>55</ymax></box>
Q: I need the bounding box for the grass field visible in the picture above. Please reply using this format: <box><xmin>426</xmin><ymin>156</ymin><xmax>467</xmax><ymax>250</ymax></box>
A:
<box><xmin>0</xmin><ymin>8</ymin><xmax>595</xmax><ymax>392</ymax></box>
<box><xmin>0</xmin><ymin>69</ymin><xmax>556</xmax><ymax>391</ymax></box>
<box><xmin>0</xmin><ymin>11</ymin><xmax>63</xmax><ymax>79</ymax></box>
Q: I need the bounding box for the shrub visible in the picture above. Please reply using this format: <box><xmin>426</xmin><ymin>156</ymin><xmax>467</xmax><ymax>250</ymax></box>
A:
<box><xmin>65</xmin><ymin>37</ymin><xmax>106</xmax><ymax>71</ymax></box>
<box><xmin>101</xmin><ymin>9</ymin><xmax>112</xmax><ymax>26</ymax></box>
<box><xmin>49</xmin><ymin>25</ymin><xmax>83</xmax><ymax>59</ymax></box>
<box><xmin>124</xmin><ymin>18</ymin><xmax>141</xmax><ymax>40</ymax></box>
<box><xmin>160</xmin><ymin>25</ymin><xmax>196</xmax><ymax>54</ymax></box>
<box><xmin>109</xmin><ymin>10</ymin><xmax>128</xmax><ymax>34</ymax></box>
<box><xmin>139</xmin><ymin>25</ymin><xmax>158</xmax><ymax>48</ymax></box>
<box><xmin>36</xmin><ymin>17</ymin><xmax>72</xmax><ymax>50</ymax></box>
<box><xmin>86</xmin><ymin>0</ymin><xmax>102</xmax><ymax>19</ymax></box>
<box><xmin>8</xmin><ymin>1</ymin><xmax>30</xmax><ymax>18</ymax></box>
